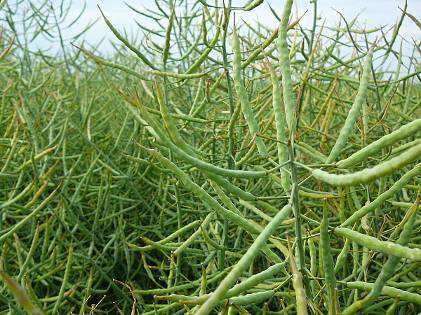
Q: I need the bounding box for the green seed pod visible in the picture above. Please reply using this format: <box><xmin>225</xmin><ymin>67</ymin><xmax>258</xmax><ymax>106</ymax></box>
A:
<box><xmin>313</xmin><ymin>144</ymin><xmax>421</xmax><ymax>186</ymax></box>
<box><xmin>370</xmin><ymin>205</ymin><xmax>417</xmax><ymax>294</ymax></box>
<box><xmin>337</xmin><ymin>118</ymin><xmax>421</xmax><ymax>168</ymax></box>
<box><xmin>341</xmin><ymin>164</ymin><xmax>421</xmax><ymax>226</ymax></box>
<box><xmin>326</xmin><ymin>47</ymin><xmax>373</xmax><ymax>163</ymax></box>
<box><xmin>229</xmin><ymin>290</ymin><xmax>274</xmax><ymax>305</ymax></box>
<box><xmin>145</xmin><ymin>148</ymin><xmax>285</xmax><ymax>265</ymax></box>
<box><xmin>296</xmin><ymin>142</ymin><xmax>328</xmax><ymax>163</ymax></box>
<box><xmin>243</xmin><ymin>0</ymin><xmax>264</xmax><ymax>11</ymax></box>
<box><xmin>345</xmin><ymin>281</ymin><xmax>421</xmax><ymax>305</ymax></box>
<box><xmin>162</xmin><ymin>7</ymin><xmax>175</xmax><ymax>67</ymax></box>
<box><xmin>173</xmin><ymin>213</ymin><xmax>213</xmax><ymax>257</ymax></box>
<box><xmin>334</xmin><ymin>238</ymin><xmax>350</xmax><ymax>273</ymax></box>
<box><xmin>52</xmin><ymin>246</ymin><xmax>73</xmax><ymax>314</ymax></box>
<box><xmin>128</xmin><ymin>101</ymin><xmax>270</xmax><ymax>179</ymax></box>
<box><xmin>232</xmin><ymin>26</ymin><xmax>268</xmax><ymax>157</ymax></box>
<box><xmin>185</xmin><ymin>15</ymin><xmax>222</xmax><ymax>74</ymax></box>
<box><xmin>289</xmin><ymin>250</ymin><xmax>309</xmax><ymax>315</ymax></box>
<box><xmin>321</xmin><ymin>201</ymin><xmax>339</xmax><ymax>314</ymax></box>
<box><xmin>195</xmin><ymin>204</ymin><xmax>292</xmax><ymax>315</ymax></box>
<box><xmin>227</xmin><ymin>262</ymin><xmax>287</xmax><ymax>297</ymax></box>
<box><xmin>242</xmin><ymin>28</ymin><xmax>278</xmax><ymax>68</ymax></box>
<box><xmin>335</xmin><ymin>227</ymin><xmax>421</xmax><ymax>261</ymax></box>
<box><xmin>268</xmin><ymin>63</ymin><xmax>290</xmax><ymax>191</ymax></box>
<box><xmin>99</xmin><ymin>7</ymin><xmax>157</xmax><ymax>70</ymax></box>
<box><xmin>0</xmin><ymin>270</ymin><xmax>44</xmax><ymax>315</ymax></box>
<box><xmin>277</xmin><ymin>0</ymin><xmax>296</xmax><ymax>134</ymax></box>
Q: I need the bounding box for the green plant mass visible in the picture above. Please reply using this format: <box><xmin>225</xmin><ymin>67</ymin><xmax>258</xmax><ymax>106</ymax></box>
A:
<box><xmin>0</xmin><ymin>0</ymin><xmax>420</xmax><ymax>314</ymax></box>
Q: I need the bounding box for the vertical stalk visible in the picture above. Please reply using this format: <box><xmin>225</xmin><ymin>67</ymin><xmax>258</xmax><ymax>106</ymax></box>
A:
<box><xmin>277</xmin><ymin>0</ymin><xmax>306</xmax><ymax>277</ymax></box>
<box><xmin>221</xmin><ymin>2</ymin><xmax>235</xmax><ymax>169</ymax></box>
<box><xmin>219</xmin><ymin>4</ymin><xmax>232</xmax><ymax>268</ymax></box>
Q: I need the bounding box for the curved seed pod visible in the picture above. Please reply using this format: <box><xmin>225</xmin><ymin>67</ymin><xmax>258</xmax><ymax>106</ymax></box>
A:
<box><xmin>341</xmin><ymin>205</ymin><xmax>418</xmax><ymax>314</ymax></box>
<box><xmin>313</xmin><ymin>143</ymin><xmax>421</xmax><ymax>186</ymax></box>
<box><xmin>0</xmin><ymin>187</ymin><xmax>58</xmax><ymax>243</ymax></box>
<box><xmin>369</xmin><ymin>205</ymin><xmax>418</xmax><ymax>298</ymax></box>
<box><xmin>380</xmin><ymin>1</ymin><xmax>407</xmax><ymax>64</ymax></box>
<box><xmin>289</xmin><ymin>247</ymin><xmax>308</xmax><ymax>315</ymax></box>
<box><xmin>227</xmin><ymin>262</ymin><xmax>287</xmax><ymax>297</ymax></box>
<box><xmin>52</xmin><ymin>246</ymin><xmax>73</xmax><ymax>314</ymax></box>
<box><xmin>154</xmin><ymin>81</ymin><xmax>196</xmax><ymax>155</ymax></box>
<box><xmin>209</xmin><ymin>181</ymin><xmax>243</xmax><ymax>216</ymax></box>
<box><xmin>382</xmin><ymin>41</ymin><xmax>403</xmax><ymax>100</ymax></box>
<box><xmin>128</xmin><ymin>100</ymin><xmax>269</xmax><ymax>178</ymax></box>
<box><xmin>308</xmin><ymin>233</ymin><xmax>317</xmax><ymax>296</ymax></box>
<box><xmin>173</xmin><ymin>213</ymin><xmax>213</xmax><ymax>257</ymax></box>
<box><xmin>162</xmin><ymin>7</ymin><xmax>175</xmax><ymax>67</ymax></box>
<box><xmin>195</xmin><ymin>204</ymin><xmax>292</xmax><ymax>315</ymax></box>
<box><xmin>80</xmin><ymin>47</ymin><xmax>208</xmax><ymax>80</ymax></box>
<box><xmin>296</xmin><ymin>142</ymin><xmax>328</xmax><ymax>163</ymax></box>
<box><xmin>164</xmin><ymin>141</ymin><xmax>270</xmax><ymax>178</ymax></box>
<box><xmin>277</xmin><ymin>0</ymin><xmax>296</xmax><ymax>134</ymax></box>
<box><xmin>191</xmin><ymin>72</ymin><xmax>226</xmax><ymax>117</ymax></box>
<box><xmin>241</xmin><ymin>16</ymin><xmax>302</xmax><ymax>68</ymax></box>
<box><xmin>391</xmin><ymin>139</ymin><xmax>421</xmax><ymax>156</ymax></box>
<box><xmin>341</xmin><ymin>164</ymin><xmax>421</xmax><ymax>226</ymax></box>
<box><xmin>334</xmin><ymin>227</ymin><xmax>421</xmax><ymax>261</ymax></box>
<box><xmin>124</xmin><ymin>96</ymin><xmax>256</xmax><ymax>200</ymax></box>
<box><xmin>345</xmin><ymin>281</ymin><xmax>421</xmax><ymax>305</ymax></box>
<box><xmin>165</xmin><ymin>262</ymin><xmax>287</xmax><ymax>305</ymax></box>
<box><xmin>334</xmin><ymin>238</ymin><xmax>350</xmax><ymax>273</ymax></box>
<box><xmin>243</xmin><ymin>0</ymin><xmax>264</xmax><ymax>11</ymax></box>
<box><xmin>0</xmin><ymin>181</ymin><xmax>34</xmax><ymax>210</ymax></box>
<box><xmin>177</xmin><ymin>29</ymin><xmax>203</xmax><ymax>62</ymax></box>
<box><xmin>268</xmin><ymin>63</ymin><xmax>290</xmax><ymax>191</ymax></box>
<box><xmin>242</xmin><ymin>28</ymin><xmax>279</xmax><ymax>68</ymax></box>
<box><xmin>232</xmin><ymin>26</ymin><xmax>268</xmax><ymax>157</ymax></box>
<box><xmin>337</xmin><ymin>118</ymin><xmax>421</xmax><ymax>168</ymax></box>
<box><xmin>144</xmin><ymin>220</ymin><xmax>202</xmax><ymax>246</ymax></box>
<box><xmin>146</xmin><ymin>149</ymin><xmax>255</xmax><ymax>232</ymax></box>
<box><xmin>320</xmin><ymin>201</ymin><xmax>339</xmax><ymax>315</ymax></box>
<box><xmin>385</xmin><ymin>301</ymin><xmax>399</xmax><ymax>315</ymax></box>
<box><xmin>206</xmin><ymin>172</ymin><xmax>256</xmax><ymax>201</ymax></box>
<box><xmin>17</xmin><ymin>146</ymin><xmax>57</xmax><ymax>172</ymax></box>
<box><xmin>17</xmin><ymin>225</ymin><xmax>41</xmax><ymax>282</ymax></box>
<box><xmin>0</xmin><ymin>271</ymin><xmax>44</xmax><ymax>315</ymax></box>
<box><xmin>326</xmin><ymin>47</ymin><xmax>373</xmax><ymax>163</ymax></box>
<box><xmin>185</xmin><ymin>15</ymin><xmax>222</xmax><ymax>74</ymax></box>
<box><xmin>98</xmin><ymin>7</ymin><xmax>156</xmax><ymax>70</ymax></box>
<box><xmin>298</xmin><ymin>188</ymin><xmax>334</xmax><ymax>199</ymax></box>
<box><xmin>145</xmin><ymin>68</ymin><xmax>211</xmax><ymax>79</ymax></box>
<box><xmin>229</xmin><ymin>290</ymin><xmax>274</xmax><ymax>305</ymax></box>
<box><xmin>135</xmin><ymin>271</ymin><xmax>228</xmax><ymax>296</ymax></box>
<box><xmin>0</xmin><ymin>36</ymin><xmax>14</xmax><ymax>61</ymax></box>
<box><xmin>188</xmin><ymin>78</ymin><xmax>204</xmax><ymax>115</ymax></box>
<box><xmin>145</xmin><ymin>148</ymin><xmax>284</xmax><ymax>263</ymax></box>
<box><xmin>201</xmin><ymin>9</ymin><xmax>208</xmax><ymax>44</ymax></box>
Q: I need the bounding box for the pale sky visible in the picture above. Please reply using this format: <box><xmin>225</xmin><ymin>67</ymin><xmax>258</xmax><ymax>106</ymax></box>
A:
<box><xmin>30</xmin><ymin>0</ymin><xmax>419</xmax><ymax>68</ymax></box>
<box><xmin>75</xmin><ymin>0</ymin><xmax>420</xmax><ymax>47</ymax></box>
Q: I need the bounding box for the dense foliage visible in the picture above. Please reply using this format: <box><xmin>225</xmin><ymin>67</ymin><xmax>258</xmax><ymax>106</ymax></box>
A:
<box><xmin>0</xmin><ymin>0</ymin><xmax>420</xmax><ymax>314</ymax></box>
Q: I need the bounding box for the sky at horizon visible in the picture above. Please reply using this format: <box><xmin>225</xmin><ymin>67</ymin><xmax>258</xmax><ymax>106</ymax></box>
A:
<box><xmin>74</xmin><ymin>0</ymin><xmax>420</xmax><ymax>47</ymax></box>
<box><xmin>17</xmin><ymin>0</ymin><xmax>420</xmax><ymax>69</ymax></box>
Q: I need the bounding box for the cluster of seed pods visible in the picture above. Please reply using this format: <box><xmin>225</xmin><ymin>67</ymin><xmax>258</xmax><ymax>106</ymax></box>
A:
<box><xmin>0</xmin><ymin>0</ymin><xmax>420</xmax><ymax>314</ymax></box>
